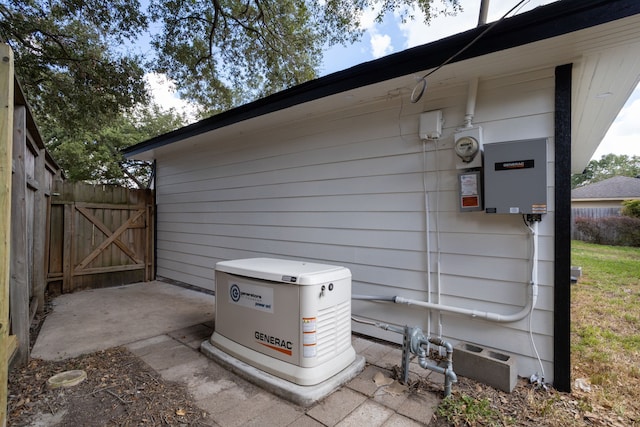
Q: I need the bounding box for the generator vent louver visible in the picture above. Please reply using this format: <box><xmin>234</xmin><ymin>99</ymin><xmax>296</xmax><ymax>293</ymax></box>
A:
<box><xmin>210</xmin><ymin>258</ymin><xmax>356</xmax><ymax>386</ymax></box>
<box><xmin>316</xmin><ymin>300</ymin><xmax>352</xmax><ymax>361</ymax></box>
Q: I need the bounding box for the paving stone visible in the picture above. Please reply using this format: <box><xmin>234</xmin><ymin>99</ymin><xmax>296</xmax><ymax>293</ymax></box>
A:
<box><xmin>372</xmin><ymin>382</ymin><xmax>409</xmax><ymax>410</ymax></box>
<box><xmin>287</xmin><ymin>415</ymin><xmax>325</xmax><ymax>426</ymax></box>
<box><xmin>346</xmin><ymin>365</ymin><xmax>392</xmax><ymax>397</ymax></box>
<box><xmin>335</xmin><ymin>400</ymin><xmax>394</xmax><ymax>427</ymax></box>
<box><xmin>209</xmin><ymin>390</ymin><xmax>290</xmax><ymax>427</ymax></box>
<box><xmin>361</xmin><ymin>342</ymin><xmax>396</xmax><ymax>365</ymax></box>
<box><xmin>156</xmin><ymin>353</ymin><xmax>212</xmax><ymax>384</ymax></box>
<box><xmin>396</xmin><ymin>391</ymin><xmax>440</xmax><ymax>425</ymax></box>
<box><xmin>240</xmin><ymin>399</ymin><xmax>304</xmax><ymax>427</ymax></box>
<box><xmin>352</xmin><ymin>336</ymin><xmax>375</xmax><ymax>353</ymax></box>
<box><xmin>306</xmin><ymin>388</ymin><xmax>367</xmax><ymax>426</ymax></box>
<box><xmin>168</xmin><ymin>323</ymin><xmax>214</xmax><ymax>349</ymax></box>
<box><xmin>134</xmin><ymin>339</ymin><xmax>201</xmax><ymax>371</ymax></box>
<box><xmin>381</xmin><ymin>413</ymin><xmax>425</xmax><ymax>426</ymax></box>
<box><xmin>194</xmin><ymin>372</ymin><xmax>263</xmax><ymax>415</ymax></box>
<box><xmin>375</xmin><ymin>347</ymin><xmax>404</xmax><ymax>370</ymax></box>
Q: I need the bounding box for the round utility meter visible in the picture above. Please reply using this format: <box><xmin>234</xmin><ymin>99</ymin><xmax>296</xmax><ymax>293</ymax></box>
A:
<box><xmin>454</xmin><ymin>136</ymin><xmax>480</xmax><ymax>162</ymax></box>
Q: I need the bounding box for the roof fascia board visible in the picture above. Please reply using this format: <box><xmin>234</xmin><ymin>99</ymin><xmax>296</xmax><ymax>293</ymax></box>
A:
<box><xmin>124</xmin><ymin>0</ymin><xmax>640</xmax><ymax>158</ymax></box>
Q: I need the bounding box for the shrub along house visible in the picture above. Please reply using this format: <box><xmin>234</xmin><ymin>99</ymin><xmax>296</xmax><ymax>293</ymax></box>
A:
<box><xmin>124</xmin><ymin>0</ymin><xmax>640</xmax><ymax>392</ymax></box>
<box><xmin>572</xmin><ymin>175</ymin><xmax>640</xmax><ymax>244</ymax></box>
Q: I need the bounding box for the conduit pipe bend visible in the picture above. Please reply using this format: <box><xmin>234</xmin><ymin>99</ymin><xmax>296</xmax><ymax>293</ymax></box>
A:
<box><xmin>353</xmin><ymin>221</ymin><xmax>539</xmax><ymax>324</ymax></box>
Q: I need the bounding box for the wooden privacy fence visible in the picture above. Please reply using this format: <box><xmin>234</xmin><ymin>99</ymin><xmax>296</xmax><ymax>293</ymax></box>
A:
<box><xmin>3</xmin><ymin>44</ymin><xmax>64</xmax><ymax>424</ymax></box>
<box><xmin>47</xmin><ymin>182</ymin><xmax>154</xmax><ymax>293</ymax></box>
<box><xmin>571</xmin><ymin>207</ymin><xmax>621</xmax><ymax>240</ymax></box>
<box><xmin>1</xmin><ymin>42</ymin><xmax>14</xmax><ymax>427</ymax></box>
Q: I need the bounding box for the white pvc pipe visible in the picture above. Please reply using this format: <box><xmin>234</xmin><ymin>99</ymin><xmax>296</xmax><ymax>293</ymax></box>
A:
<box><xmin>394</xmin><ymin>221</ymin><xmax>539</xmax><ymax>324</ymax></box>
<box><xmin>464</xmin><ymin>77</ymin><xmax>479</xmax><ymax>127</ymax></box>
<box><xmin>422</xmin><ymin>141</ymin><xmax>433</xmax><ymax>339</ymax></box>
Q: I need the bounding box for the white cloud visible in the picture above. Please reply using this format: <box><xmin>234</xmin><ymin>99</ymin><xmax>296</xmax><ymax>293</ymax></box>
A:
<box><xmin>399</xmin><ymin>0</ymin><xmax>558</xmax><ymax>49</ymax></box>
<box><xmin>398</xmin><ymin>5</ymin><xmax>475</xmax><ymax>48</ymax></box>
<box><xmin>144</xmin><ymin>73</ymin><xmax>199</xmax><ymax>123</ymax></box>
<box><xmin>356</xmin><ymin>4</ymin><xmax>394</xmax><ymax>59</ymax></box>
<box><xmin>359</xmin><ymin>7</ymin><xmax>380</xmax><ymax>31</ymax></box>
<box><xmin>370</xmin><ymin>32</ymin><xmax>393</xmax><ymax>58</ymax></box>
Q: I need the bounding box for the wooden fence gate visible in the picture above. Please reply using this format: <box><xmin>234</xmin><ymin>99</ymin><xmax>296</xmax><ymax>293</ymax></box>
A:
<box><xmin>47</xmin><ymin>182</ymin><xmax>154</xmax><ymax>293</ymax></box>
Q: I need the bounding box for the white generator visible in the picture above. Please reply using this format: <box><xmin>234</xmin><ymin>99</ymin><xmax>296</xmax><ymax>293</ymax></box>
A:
<box><xmin>210</xmin><ymin>258</ymin><xmax>356</xmax><ymax>386</ymax></box>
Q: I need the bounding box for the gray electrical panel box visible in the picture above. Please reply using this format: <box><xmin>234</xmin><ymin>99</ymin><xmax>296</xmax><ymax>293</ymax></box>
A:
<box><xmin>483</xmin><ymin>138</ymin><xmax>547</xmax><ymax>215</ymax></box>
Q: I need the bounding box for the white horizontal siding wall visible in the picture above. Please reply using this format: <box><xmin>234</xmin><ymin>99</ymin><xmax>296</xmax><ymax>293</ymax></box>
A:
<box><xmin>155</xmin><ymin>67</ymin><xmax>557</xmax><ymax>382</ymax></box>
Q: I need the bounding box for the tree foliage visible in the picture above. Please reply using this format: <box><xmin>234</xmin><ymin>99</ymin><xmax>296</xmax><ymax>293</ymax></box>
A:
<box><xmin>622</xmin><ymin>200</ymin><xmax>640</xmax><ymax>219</ymax></box>
<box><xmin>49</xmin><ymin>104</ymin><xmax>187</xmax><ymax>187</ymax></box>
<box><xmin>1</xmin><ymin>0</ymin><xmax>460</xmax><ymax>183</ymax></box>
<box><xmin>0</xmin><ymin>0</ymin><xmax>149</xmax><ymax>132</ymax></box>
<box><xmin>149</xmin><ymin>0</ymin><xmax>460</xmax><ymax>115</ymax></box>
<box><xmin>572</xmin><ymin>154</ymin><xmax>640</xmax><ymax>189</ymax></box>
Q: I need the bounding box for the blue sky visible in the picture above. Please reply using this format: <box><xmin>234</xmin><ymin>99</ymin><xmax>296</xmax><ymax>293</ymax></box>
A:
<box><xmin>149</xmin><ymin>0</ymin><xmax>640</xmax><ymax>160</ymax></box>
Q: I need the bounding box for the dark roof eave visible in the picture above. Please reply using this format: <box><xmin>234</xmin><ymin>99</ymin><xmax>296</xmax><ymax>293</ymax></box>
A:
<box><xmin>123</xmin><ymin>0</ymin><xmax>640</xmax><ymax>158</ymax></box>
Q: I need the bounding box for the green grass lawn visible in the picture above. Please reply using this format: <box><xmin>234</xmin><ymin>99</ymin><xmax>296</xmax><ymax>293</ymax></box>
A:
<box><xmin>436</xmin><ymin>241</ymin><xmax>640</xmax><ymax>426</ymax></box>
<box><xmin>571</xmin><ymin>240</ymin><xmax>640</xmax><ymax>421</ymax></box>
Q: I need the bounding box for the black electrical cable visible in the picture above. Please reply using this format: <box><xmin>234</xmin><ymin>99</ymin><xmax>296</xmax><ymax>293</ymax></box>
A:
<box><xmin>411</xmin><ymin>0</ymin><xmax>529</xmax><ymax>103</ymax></box>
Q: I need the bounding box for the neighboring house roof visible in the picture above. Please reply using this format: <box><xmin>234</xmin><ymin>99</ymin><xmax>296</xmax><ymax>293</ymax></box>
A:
<box><xmin>123</xmin><ymin>0</ymin><xmax>640</xmax><ymax>173</ymax></box>
<box><xmin>572</xmin><ymin>176</ymin><xmax>640</xmax><ymax>200</ymax></box>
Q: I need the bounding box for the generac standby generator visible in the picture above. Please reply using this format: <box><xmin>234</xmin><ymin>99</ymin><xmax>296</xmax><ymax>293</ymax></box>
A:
<box><xmin>210</xmin><ymin>258</ymin><xmax>356</xmax><ymax>386</ymax></box>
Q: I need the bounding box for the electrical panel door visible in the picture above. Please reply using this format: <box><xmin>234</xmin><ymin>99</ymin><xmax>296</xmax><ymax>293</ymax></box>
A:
<box><xmin>483</xmin><ymin>138</ymin><xmax>547</xmax><ymax>215</ymax></box>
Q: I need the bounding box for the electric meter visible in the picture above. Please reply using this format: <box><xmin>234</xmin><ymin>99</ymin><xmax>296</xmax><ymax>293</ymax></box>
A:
<box><xmin>454</xmin><ymin>127</ymin><xmax>483</xmax><ymax>169</ymax></box>
<box><xmin>455</xmin><ymin>136</ymin><xmax>480</xmax><ymax>162</ymax></box>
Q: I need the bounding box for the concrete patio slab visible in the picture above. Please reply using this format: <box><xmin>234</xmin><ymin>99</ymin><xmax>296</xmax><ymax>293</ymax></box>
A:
<box><xmin>32</xmin><ymin>281</ymin><xmax>214</xmax><ymax>360</ymax></box>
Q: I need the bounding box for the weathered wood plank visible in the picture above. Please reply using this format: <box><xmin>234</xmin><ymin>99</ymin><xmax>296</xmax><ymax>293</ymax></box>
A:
<box><xmin>47</xmin><ymin>204</ymin><xmax>63</xmax><ymax>276</ymax></box>
<box><xmin>75</xmin><ymin>209</ymin><xmax>145</xmax><ymax>271</ymax></box>
<box><xmin>62</xmin><ymin>203</ymin><xmax>73</xmax><ymax>293</ymax></box>
<box><xmin>0</xmin><ymin>42</ymin><xmax>15</xmax><ymax>427</ymax></box>
<box><xmin>72</xmin><ymin>263</ymin><xmax>145</xmax><ymax>276</ymax></box>
<box><xmin>75</xmin><ymin>202</ymin><xmax>145</xmax><ymax>210</ymax></box>
<box><xmin>75</xmin><ymin>206</ymin><xmax>143</xmax><ymax>264</ymax></box>
<box><xmin>6</xmin><ymin>334</ymin><xmax>18</xmax><ymax>360</ymax></box>
<box><xmin>10</xmin><ymin>105</ymin><xmax>29</xmax><ymax>366</ymax></box>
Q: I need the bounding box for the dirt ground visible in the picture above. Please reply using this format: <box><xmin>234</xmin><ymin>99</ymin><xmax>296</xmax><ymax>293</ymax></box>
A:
<box><xmin>8</xmin><ymin>347</ymin><xmax>209</xmax><ymax>426</ymax></box>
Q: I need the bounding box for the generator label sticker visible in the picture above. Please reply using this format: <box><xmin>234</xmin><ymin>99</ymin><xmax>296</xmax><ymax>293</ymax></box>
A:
<box><xmin>531</xmin><ymin>204</ymin><xmax>547</xmax><ymax>213</ymax></box>
<box><xmin>494</xmin><ymin>159</ymin><xmax>534</xmax><ymax>171</ymax></box>
<box><xmin>302</xmin><ymin>317</ymin><xmax>317</xmax><ymax>358</ymax></box>
<box><xmin>459</xmin><ymin>173</ymin><xmax>479</xmax><ymax>196</ymax></box>
<box><xmin>254</xmin><ymin>331</ymin><xmax>293</xmax><ymax>356</ymax></box>
<box><xmin>228</xmin><ymin>282</ymin><xmax>273</xmax><ymax>313</ymax></box>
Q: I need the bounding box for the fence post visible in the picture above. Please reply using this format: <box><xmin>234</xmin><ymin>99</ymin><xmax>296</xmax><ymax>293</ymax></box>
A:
<box><xmin>62</xmin><ymin>202</ymin><xmax>73</xmax><ymax>293</ymax></box>
<box><xmin>1</xmin><ymin>42</ymin><xmax>15</xmax><ymax>427</ymax></box>
<box><xmin>10</xmin><ymin>105</ymin><xmax>29</xmax><ymax>366</ymax></box>
<box><xmin>33</xmin><ymin>146</ymin><xmax>47</xmax><ymax>313</ymax></box>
